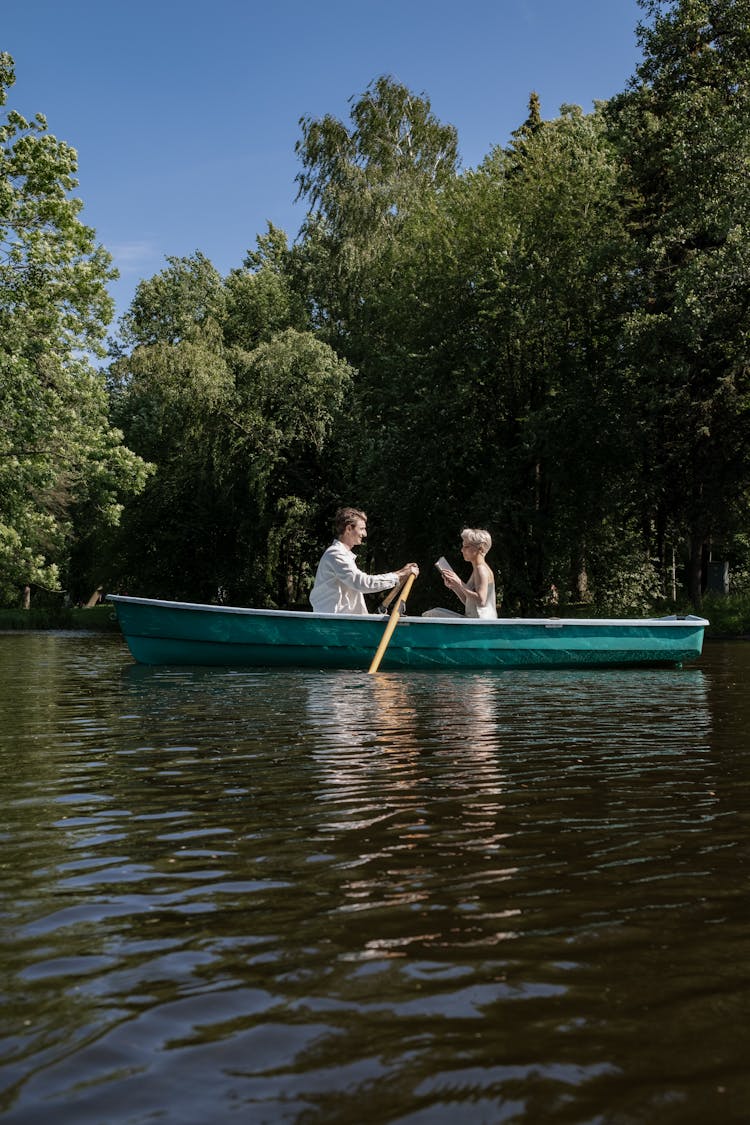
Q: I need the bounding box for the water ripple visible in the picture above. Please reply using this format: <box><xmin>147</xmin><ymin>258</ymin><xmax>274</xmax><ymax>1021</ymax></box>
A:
<box><xmin>1</xmin><ymin>636</ymin><xmax>749</xmax><ymax>1122</ymax></box>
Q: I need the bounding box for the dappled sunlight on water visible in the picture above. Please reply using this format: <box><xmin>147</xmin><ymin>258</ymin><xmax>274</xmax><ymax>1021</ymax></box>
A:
<box><xmin>1</xmin><ymin>635</ymin><xmax>748</xmax><ymax>1122</ymax></box>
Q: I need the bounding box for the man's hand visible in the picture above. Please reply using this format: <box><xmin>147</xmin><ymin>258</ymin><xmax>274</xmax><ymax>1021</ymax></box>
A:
<box><xmin>396</xmin><ymin>563</ymin><xmax>419</xmax><ymax>579</ymax></box>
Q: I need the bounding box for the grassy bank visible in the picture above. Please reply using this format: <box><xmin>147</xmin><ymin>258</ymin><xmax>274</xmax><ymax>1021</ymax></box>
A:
<box><xmin>0</xmin><ymin>605</ymin><xmax>120</xmax><ymax>632</ymax></box>
<box><xmin>701</xmin><ymin>592</ymin><xmax>750</xmax><ymax>638</ymax></box>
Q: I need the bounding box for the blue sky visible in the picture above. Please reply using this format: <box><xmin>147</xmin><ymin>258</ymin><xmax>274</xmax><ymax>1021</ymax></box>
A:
<box><xmin>4</xmin><ymin>0</ymin><xmax>645</xmax><ymax>327</ymax></box>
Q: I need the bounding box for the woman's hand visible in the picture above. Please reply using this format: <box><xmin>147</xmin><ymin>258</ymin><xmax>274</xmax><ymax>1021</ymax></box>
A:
<box><xmin>442</xmin><ymin>569</ymin><xmax>463</xmax><ymax>593</ymax></box>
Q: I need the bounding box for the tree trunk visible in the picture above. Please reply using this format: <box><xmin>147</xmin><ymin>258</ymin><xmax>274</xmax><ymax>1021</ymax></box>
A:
<box><xmin>687</xmin><ymin>535</ymin><xmax>704</xmax><ymax>610</ymax></box>
<box><xmin>570</xmin><ymin>542</ymin><xmax>589</xmax><ymax>602</ymax></box>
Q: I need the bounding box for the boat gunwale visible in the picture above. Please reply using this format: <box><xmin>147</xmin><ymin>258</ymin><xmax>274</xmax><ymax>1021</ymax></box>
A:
<box><xmin>106</xmin><ymin>595</ymin><xmax>708</xmax><ymax>630</ymax></box>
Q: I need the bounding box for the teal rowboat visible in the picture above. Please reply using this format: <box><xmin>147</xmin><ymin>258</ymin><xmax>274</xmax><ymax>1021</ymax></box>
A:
<box><xmin>107</xmin><ymin>596</ymin><xmax>708</xmax><ymax>670</ymax></box>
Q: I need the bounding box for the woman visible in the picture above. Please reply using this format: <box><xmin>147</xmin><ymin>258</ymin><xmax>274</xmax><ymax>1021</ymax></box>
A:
<box><xmin>440</xmin><ymin>528</ymin><xmax>498</xmax><ymax>618</ymax></box>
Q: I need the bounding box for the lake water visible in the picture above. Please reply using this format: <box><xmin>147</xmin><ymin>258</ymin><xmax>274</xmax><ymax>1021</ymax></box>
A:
<box><xmin>1</xmin><ymin>632</ymin><xmax>749</xmax><ymax>1124</ymax></box>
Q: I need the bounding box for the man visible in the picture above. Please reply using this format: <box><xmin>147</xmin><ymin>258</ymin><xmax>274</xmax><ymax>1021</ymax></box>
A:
<box><xmin>310</xmin><ymin>507</ymin><xmax>419</xmax><ymax>615</ymax></box>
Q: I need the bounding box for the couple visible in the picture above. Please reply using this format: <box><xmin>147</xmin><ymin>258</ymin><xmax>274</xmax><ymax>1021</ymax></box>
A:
<box><xmin>309</xmin><ymin>507</ymin><xmax>497</xmax><ymax>619</ymax></box>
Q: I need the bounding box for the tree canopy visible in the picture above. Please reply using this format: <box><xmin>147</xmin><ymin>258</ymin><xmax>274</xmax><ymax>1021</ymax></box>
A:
<box><xmin>0</xmin><ymin>52</ymin><xmax>149</xmax><ymax>604</ymax></box>
<box><xmin>4</xmin><ymin>3</ymin><xmax>750</xmax><ymax>615</ymax></box>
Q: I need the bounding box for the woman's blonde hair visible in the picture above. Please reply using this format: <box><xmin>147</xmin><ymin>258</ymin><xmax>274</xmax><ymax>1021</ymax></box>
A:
<box><xmin>461</xmin><ymin>527</ymin><xmax>492</xmax><ymax>554</ymax></box>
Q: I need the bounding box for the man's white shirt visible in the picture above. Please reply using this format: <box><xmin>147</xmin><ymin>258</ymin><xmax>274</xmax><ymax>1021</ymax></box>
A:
<box><xmin>310</xmin><ymin>540</ymin><xmax>398</xmax><ymax>615</ymax></box>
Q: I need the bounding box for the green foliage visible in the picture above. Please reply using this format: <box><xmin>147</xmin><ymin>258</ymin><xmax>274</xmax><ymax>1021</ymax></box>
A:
<box><xmin>702</xmin><ymin>591</ymin><xmax>750</xmax><ymax>636</ymax></box>
<box><xmin>0</xmin><ymin>53</ymin><xmax>149</xmax><ymax>605</ymax></box>
<box><xmin>0</xmin><ymin>604</ymin><xmax>118</xmax><ymax>630</ymax></box>
<box><xmin>106</xmin><ymin>245</ymin><xmax>353</xmax><ymax>605</ymax></box>
<box><xmin>298</xmin><ymin>93</ymin><xmax>635</xmax><ymax>610</ymax></box>
<box><xmin>78</xmin><ymin>9</ymin><xmax>750</xmax><ymax>620</ymax></box>
<box><xmin>294</xmin><ymin>75</ymin><xmax>460</xmax><ymax>339</ymax></box>
<box><xmin>578</xmin><ymin>526</ymin><xmax>666</xmax><ymax>616</ymax></box>
<box><xmin>296</xmin><ymin>75</ymin><xmax>458</xmax><ymax>238</ymax></box>
<box><xmin>607</xmin><ymin>0</ymin><xmax>750</xmax><ymax>604</ymax></box>
<box><xmin>119</xmin><ymin>251</ymin><xmax>227</xmax><ymax>346</ymax></box>
<box><xmin>224</xmin><ymin>224</ymin><xmax>308</xmax><ymax>349</ymax></box>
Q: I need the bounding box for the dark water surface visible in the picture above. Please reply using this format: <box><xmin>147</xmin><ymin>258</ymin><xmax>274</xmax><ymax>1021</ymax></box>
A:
<box><xmin>1</xmin><ymin>632</ymin><xmax>749</xmax><ymax>1124</ymax></box>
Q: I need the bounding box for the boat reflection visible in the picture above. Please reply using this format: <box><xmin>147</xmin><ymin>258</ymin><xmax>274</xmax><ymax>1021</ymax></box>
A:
<box><xmin>304</xmin><ymin>671</ymin><xmax>507</xmax><ymax>794</ymax></box>
<box><xmin>303</xmin><ymin>672</ymin><xmax>516</xmax><ymax>956</ymax></box>
<box><xmin>302</xmin><ymin>667</ymin><xmax>713</xmax><ymax>959</ymax></box>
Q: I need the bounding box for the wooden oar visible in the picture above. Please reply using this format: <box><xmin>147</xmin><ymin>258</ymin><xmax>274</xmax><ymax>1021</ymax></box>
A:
<box><xmin>368</xmin><ymin>573</ymin><xmax>416</xmax><ymax>674</ymax></box>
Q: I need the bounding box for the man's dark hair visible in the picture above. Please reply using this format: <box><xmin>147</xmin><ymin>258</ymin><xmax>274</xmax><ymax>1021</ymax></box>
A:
<box><xmin>334</xmin><ymin>507</ymin><xmax>367</xmax><ymax>536</ymax></box>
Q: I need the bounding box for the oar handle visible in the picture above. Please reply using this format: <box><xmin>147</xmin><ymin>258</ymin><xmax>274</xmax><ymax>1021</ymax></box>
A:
<box><xmin>378</xmin><ymin>574</ymin><xmax>407</xmax><ymax>614</ymax></box>
<box><xmin>368</xmin><ymin>572</ymin><xmax>416</xmax><ymax>674</ymax></box>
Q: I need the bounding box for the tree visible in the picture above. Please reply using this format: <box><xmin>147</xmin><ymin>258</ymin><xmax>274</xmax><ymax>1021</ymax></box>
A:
<box><xmin>295</xmin><ymin>75</ymin><xmax>459</xmax><ymax>343</ymax></box>
<box><xmin>477</xmin><ymin>102</ymin><xmax>635</xmax><ymax>608</ymax></box>
<box><xmin>224</xmin><ymin>223</ymin><xmax>308</xmax><ymax>350</ymax></box>
<box><xmin>108</xmin><ymin>244</ymin><xmax>353</xmax><ymax>605</ymax></box>
<box><xmin>0</xmin><ymin>53</ymin><xmax>149</xmax><ymax>604</ymax></box>
<box><xmin>316</xmin><ymin>98</ymin><xmax>634</xmax><ymax>611</ymax></box>
<box><xmin>291</xmin><ymin>77</ymin><xmax>465</xmax><ymax>593</ymax></box>
<box><xmin>607</xmin><ymin>0</ymin><xmax>750</xmax><ymax>606</ymax></box>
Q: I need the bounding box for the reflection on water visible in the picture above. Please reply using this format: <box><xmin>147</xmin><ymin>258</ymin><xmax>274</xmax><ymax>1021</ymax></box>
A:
<box><xmin>302</xmin><ymin>669</ymin><xmax>716</xmax><ymax>963</ymax></box>
<box><xmin>1</xmin><ymin>634</ymin><xmax>749</xmax><ymax>1123</ymax></box>
<box><xmin>305</xmin><ymin>675</ymin><xmax>513</xmax><ymax>960</ymax></box>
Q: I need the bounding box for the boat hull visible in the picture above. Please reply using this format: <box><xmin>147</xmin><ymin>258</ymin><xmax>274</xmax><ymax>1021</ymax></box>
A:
<box><xmin>107</xmin><ymin>596</ymin><xmax>708</xmax><ymax>670</ymax></box>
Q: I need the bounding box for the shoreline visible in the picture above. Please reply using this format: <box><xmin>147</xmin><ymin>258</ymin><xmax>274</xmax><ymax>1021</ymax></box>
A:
<box><xmin>0</xmin><ymin>606</ymin><xmax>120</xmax><ymax>633</ymax></box>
